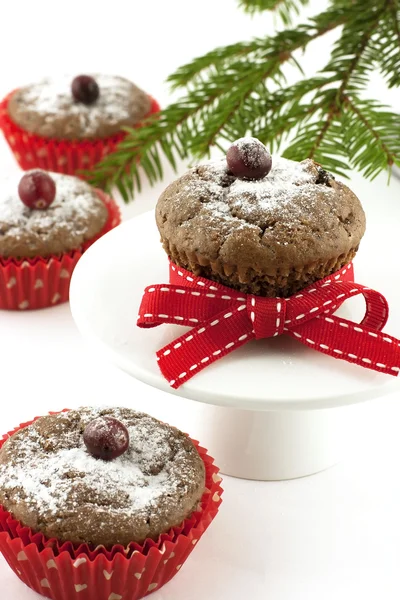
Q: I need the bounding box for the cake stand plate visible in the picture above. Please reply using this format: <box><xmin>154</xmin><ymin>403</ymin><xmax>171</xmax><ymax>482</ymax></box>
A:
<box><xmin>70</xmin><ymin>194</ymin><xmax>400</xmax><ymax>480</ymax></box>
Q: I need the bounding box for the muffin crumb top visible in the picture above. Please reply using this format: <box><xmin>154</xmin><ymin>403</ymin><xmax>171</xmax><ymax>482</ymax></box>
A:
<box><xmin>156</xmin><ymin>155</ymin><xmax>366</xmax><ymax>296</ymax></box>
<box><xmin>0</xmin><ymin>171</ymin><xmax>108</xmax><ymax>258</ymax></box>
<box><xmin>0</xmin><ymin>408</ymin><xmax>205</xmax><ymax>546</ymax></box>
<box><xmin>181</xmin><ymin>156</ymin><xmax>332</xmax><ymax>229</ymax></box>
<box><xmin>156</xmin><ymin>156</ymin><xmax>365</xmax><ymax>266</ymax></box>
<box><xmin>8</xmin><ymin>74</ymin><xmax>152</xmax><ymax>139</ymax></box>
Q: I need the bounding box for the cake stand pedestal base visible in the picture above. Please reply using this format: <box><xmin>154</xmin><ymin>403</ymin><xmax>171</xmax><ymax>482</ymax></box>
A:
<box><xmin>175</xmin><ymin>401</ymin><xmax>360</xmax><ymax>480</ymax></box>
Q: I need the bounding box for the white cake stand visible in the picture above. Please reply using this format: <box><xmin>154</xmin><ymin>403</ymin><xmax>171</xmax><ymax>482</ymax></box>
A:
<box><xmin>70</xmin><ymin>190</ymin><xmax>400</xmax><ymax>480</ymax></box>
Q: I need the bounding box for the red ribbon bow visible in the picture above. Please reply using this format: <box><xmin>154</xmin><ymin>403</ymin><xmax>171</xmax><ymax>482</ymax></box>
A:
<box><xmin>137</xmin><ymin>261</ymin><xmax>400</xmax><ymax>389</ymax></box>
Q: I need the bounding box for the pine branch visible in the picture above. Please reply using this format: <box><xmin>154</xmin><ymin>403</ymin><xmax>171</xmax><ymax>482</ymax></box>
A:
<box><xmin>168</xmin><ymin>5</ymin><xmax>348</xmax><ymax>90</ymax></box>
<box><xmin>325</xmin><ymin>8</ymin><xmax>382</xmax><ymax>91</ymax></box>
<box><xmin>237</xmin><ymin>0</ymin><xmax>310</xmax><ymax>23</ymax></box>
<box><xmin>375</xmin><ymin>0</ymin><xmax>400</xmax><ymax>87</ymax></box>
<box><xmin>90</xmin><ymin>0</ymin><xmax>400</xmax><ymax>201</ymax></box>
<box><xmin>282</xmin><ymin>88</ymin><xmax>350</xmax><ymax>175</ymax></box>
<box><xmin>220</xmin><ymin>77</ymin><xmax>331</xmax><ymax>152</ymax></box>
<box><xmin>167</xmin><ymin>40</ymin><xmax>260</xmax><ymax>91</ymax></box>
<box><xmin>343</xmin><ymin>97</ymin><xmax>400</xmax><ymax>178</ymax></box>
<box><xmin>390</xmin><ymin>0</ymin><xmax>400</xmax><ymax>44</ymax></box>
<box><xmin>91</xmin><ymin>5</ymin><xmax>349</xmax><ymax>196</ymax></box>
<box><xmin>303</xmin><ymin>0</ymin><xmax>388</xmax><ymax>162</ymax></box>
<box><xmin>188</xmin><ymin>59</ymin><xmax>288</xmax><ymax>156</ymax></box>
<box><xmin>307</xmin><ymin>110</ymin><xmax>337</xmax><ymax>162</ymax></box>
<box><xmin>88</xmin><ymin>91</ymin><xmax>214</xmax><ymax>191</ymax></box>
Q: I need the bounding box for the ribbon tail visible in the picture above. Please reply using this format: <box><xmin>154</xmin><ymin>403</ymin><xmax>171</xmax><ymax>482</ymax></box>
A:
<box><xmin>157</xmin><ymin>306</ymin><xmax>254</xmax><ymax>388</ymax></box>
<box><xmin>137</xmin><ymin>284</ymin><xmax>247</xmax><ymax>329</ymax></box>
<box><xmin>288</xmin><ymin>314</ymin><xmax>400</xmax><ymax>377</ymax></box>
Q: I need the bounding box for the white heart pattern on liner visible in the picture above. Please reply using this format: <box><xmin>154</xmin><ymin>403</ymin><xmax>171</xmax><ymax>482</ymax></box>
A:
<box><xmin>103</xmin><ymin>570</ymin><xmax>113</xmax><ymax>580</ymax></box>
<box><xmin>73</xmin><ymin>558</ymin><xmax>87</xmax><ymax>568</ymax></box>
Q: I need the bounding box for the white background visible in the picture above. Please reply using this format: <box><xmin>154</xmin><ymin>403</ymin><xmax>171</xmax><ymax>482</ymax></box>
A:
<box><xmin>1</xmin><ymin>1</ymin><xmax>400</xmax><ymax>598</ymax></box>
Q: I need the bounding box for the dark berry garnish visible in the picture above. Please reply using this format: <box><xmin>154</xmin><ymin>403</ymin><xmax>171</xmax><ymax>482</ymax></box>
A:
<box><xmin>83</xmin><ymin>416</ymin><xmax>130</xmax><ymax>461</ymax></box>
<box><xmin>226</xmin><ymin>137</ymin><xmax>272</xmax><ymax>180</ymax></box>
<box><xmin>316</xmin><ymin>166</ymin><xmax>334</xmax><ymax>186</ymax></box>
<box><xmin>71</xmin><ymin>75</ymin><xmax>99</xmax><ymax>105</ymax></box>
<box><xmin>18</xmin><ymin>171</ymin><xmax>56</xmax><ymax>210</ymax></box>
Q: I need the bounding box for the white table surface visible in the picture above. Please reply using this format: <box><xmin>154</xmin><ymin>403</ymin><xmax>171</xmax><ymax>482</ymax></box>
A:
<box><xmin>1</xmin><ymin>1</ymin><xmax>400</xmax><ymax>598</ymax></box>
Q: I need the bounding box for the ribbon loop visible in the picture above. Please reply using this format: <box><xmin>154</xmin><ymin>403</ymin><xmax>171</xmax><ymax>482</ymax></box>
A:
<box><xmin>137</xmin><ymin>261</ymin><xmax>400</xmax><ymax>389</ymax></box>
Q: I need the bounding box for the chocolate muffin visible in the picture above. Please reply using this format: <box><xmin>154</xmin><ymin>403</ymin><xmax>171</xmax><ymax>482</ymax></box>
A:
<box><xmin>0</xmin><ymin>170</ymin><xmax>108</xmax><ymax>258</ymax></box>
<box><xmin>0</xmin><ymin>407</ymin><xmax>206</xmax><ymax>547</ymax></box>
<box><xmin>8</xmin><ymin>74</ymin><xmax>152</xmax><ymax>140</ymax></box>
<box><xmin>156</xmin><ymin>138</ymin><xmax>366</xmax><ymax>297</ymax></box>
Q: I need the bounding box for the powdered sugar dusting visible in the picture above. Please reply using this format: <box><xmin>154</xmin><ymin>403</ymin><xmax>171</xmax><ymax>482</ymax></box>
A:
<box><xmin>0</xmin><ymin>172</ymin><xmax>99</xmax><ymax>229</ymax></box>
<box><xmin>234</xmin><ymin>136</ymin><xmax>269</xmax><ymax>169</ymax></box>
<box><xmin>4</xmin><ymin>446</ymin><xmax>169</xmax><ymax>516</ymax></box>
<box><xmin>10</xmin><ymin>74</ymin><xmax>151</xmax><ymax>139</ymax></box>
<box><xmin>24</xmin><ymin>75</ymin><xmax>132</xmax><ymax>120</ymax></box>
<box><xmin>229</xmin><ymin>156</ymin><xmax>317</xmax><ymax>212</ymax></box>
<box><xmin>179</xmin><ymin>156</ymin><xmax>334</xmax><ymax>232</ymax></box>
<box><xmin>0</xmin><ymin>408</ymin><xmax>203</xmax><ymax>522</ymax></box>
<box><xmin>0</xmin><ymin>171</ymin><xmax>107</xmax><ymax>257</ymax></box>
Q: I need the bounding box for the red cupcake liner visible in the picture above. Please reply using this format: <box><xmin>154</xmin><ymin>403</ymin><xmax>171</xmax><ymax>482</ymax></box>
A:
<box><xmin>0</xmin><ymin>413</ymin><xmax>222</xmax><ymax>600</ymax></box>
<box><xmin>0</xmin><ymin>92</ymin><xmax>160</xmax><ymax>176</ymax></box>
<box><xmin>0</xmin><ymin>189</ymin><xmax>121</xmax><ymax>310</ymax></box>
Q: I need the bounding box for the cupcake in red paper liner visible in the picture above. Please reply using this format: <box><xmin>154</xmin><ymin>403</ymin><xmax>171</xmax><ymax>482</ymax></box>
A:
<box><xmin>0</xmin><ymin>170</ymin><xmax>120</xmax><ymax>310</ymax></box>
<box><xmin>0</xmin><ymin>408</ymin><xmax>222</xmax><ymax>600</ymax></box>
<box><xmin>0</xmin><ymin>74</ymin><xmax>160</xmax><ymax>176</ymax></box>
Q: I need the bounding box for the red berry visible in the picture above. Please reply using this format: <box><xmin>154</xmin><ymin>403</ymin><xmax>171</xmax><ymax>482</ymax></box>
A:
<box><xmin>71</xmin><ymin>75</ymin><xmax>99</xmax><ymax>105</ymax></box>
<box><xmin>83</xmin><ymin>416</ymin><xmax>130</xmax><ymax>461</ymax></box>
<box><xmin>18</xmin><ymin>171</ymin><xmax>56</xmax><ymax>210</ymax></box>
<box><xmin>226</xmin><ymin>137</ymin><xmax>272</xmax><ymax>180</ymax></box>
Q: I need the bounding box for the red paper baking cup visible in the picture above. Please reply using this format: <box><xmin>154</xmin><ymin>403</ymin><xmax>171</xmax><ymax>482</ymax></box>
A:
<box><xmin>0</xmin><ymin>92</ymin><xmax>160</xmax><ymax>176</ymax></box>
<box><xmin>0</xmin><ymin>189</ymin><xmax>121</xmax><ymax>310</ymax></box>
<box><xmin>0</xmin><ymin>414</ymin><xmax>222</xmax><ymax>600</ymax></box>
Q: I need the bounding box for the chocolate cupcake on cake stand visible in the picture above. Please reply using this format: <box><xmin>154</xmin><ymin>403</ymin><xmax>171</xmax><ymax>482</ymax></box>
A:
<box><xmin>70</xmin><ymin>138</ymin><xmax>400</xmax><ymax>481</ymax></box>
